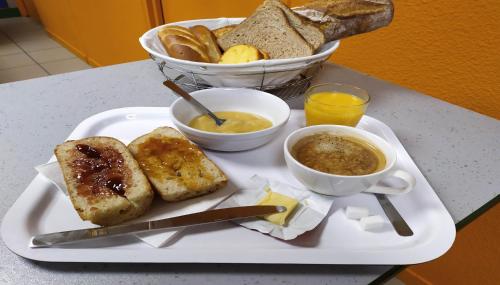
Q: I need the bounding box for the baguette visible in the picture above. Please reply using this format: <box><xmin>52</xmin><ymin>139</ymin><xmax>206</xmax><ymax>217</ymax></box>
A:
<box><xmin>128</xmin><ymin>127</ymin><xmax>228</xmax><ymax>202</ymax></box>
<box><xmin>293</xmin><ymin>0</ymin><xmax>394</xmax><ymax>42</ymax></box>
<box><xmin>55</xmin><ymin>137</ymin><xmax>154</xmax><ymax>226</ymax></box>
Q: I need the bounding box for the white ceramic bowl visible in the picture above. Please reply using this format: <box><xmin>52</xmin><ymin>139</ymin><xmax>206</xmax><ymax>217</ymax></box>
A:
<box><xmin>284</xmin><ymin>125</ymin><xmax>415</xmax><ymax>196</ymax></box>
<box><xmin>139</xmin><ymin>18</ymin><xmax>340</xmax><ymax>88</ymax></box>
<box><xmin>170</xmin><ymin>88</ymin><xmax>291</xmax><ymax>151</ymax></box>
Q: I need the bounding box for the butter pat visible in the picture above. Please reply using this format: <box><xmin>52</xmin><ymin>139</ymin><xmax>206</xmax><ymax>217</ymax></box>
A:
<box><xmin>257</xmin><ymin>191</ymin><xmax>299</xmax><ymax>226</ymax></box>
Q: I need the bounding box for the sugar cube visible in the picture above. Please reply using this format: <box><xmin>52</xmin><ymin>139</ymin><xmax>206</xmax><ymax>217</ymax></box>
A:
<box><xmin>345</xmin><ymin>206</ymin><xmax>370</xmax><ymax>220</ymax></box>
<box><xmin>359</xmin><ymin>215</ymin><xmax>385</xmax><ymax>231</ymax></box>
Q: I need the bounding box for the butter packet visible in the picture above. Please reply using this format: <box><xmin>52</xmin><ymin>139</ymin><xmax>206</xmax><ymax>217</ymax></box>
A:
<box><xmin>219</xmin><ymin>175</ymin><xmax>335</xmax><ymax>240</ymax></box>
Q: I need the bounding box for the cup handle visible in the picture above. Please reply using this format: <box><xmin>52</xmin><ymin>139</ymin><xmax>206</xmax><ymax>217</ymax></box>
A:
<box><xmin>364</xmin><ymin>170</ymin><xmax>416</xmax><ymax>195</ymax></box>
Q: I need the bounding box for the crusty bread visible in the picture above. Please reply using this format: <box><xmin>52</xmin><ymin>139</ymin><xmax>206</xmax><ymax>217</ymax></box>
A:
<box><xmin>128</xmin><ymin>127</ymin><xmax>228</xmax><ymax>202</ymax></box>
<box><xmin>190</xmin><ymin>25</ymin><xmax>222</xmax><ymax>63</ymax></box>
<box><xmin>217</xmin><ymin>5</ymin><xmax>313</xmax><ymax>59</ymax></box>
<box><xmin>263</xmin><ymin>0</ymin><xmax>325</xmax><ymax>51</ymax></box>
<box><xmin>293</xmin><ymin>0</ymin><xmax>394</xmax><ymax>42</ymax></box>
<box><xmin>55</xmin><ymin>137</ymin><xmax>154</xmax><ymax>226</ymax></box>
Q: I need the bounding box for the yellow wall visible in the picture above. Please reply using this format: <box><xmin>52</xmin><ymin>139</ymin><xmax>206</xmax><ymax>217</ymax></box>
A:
<box><xmin>309</xmin><ymin>0</ymin><xmax>500</xmax><ymax>119</ymax></box>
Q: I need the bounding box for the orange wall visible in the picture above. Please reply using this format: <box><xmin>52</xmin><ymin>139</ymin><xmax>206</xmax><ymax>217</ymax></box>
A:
<box><xmin>298</xmin><ymin>0</ymin><xmax>500</xmax><ymax>119</ymax></box>
<box><xmin>163</xmin><ymin>0</ymin><xmax>500</xmax><ymax>119</ymax></box>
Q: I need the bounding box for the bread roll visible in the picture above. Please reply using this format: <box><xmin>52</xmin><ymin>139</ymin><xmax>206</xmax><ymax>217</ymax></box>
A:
<box><xmin>219</xmin><ymin>45</ymin><xmax>267</xmax><ymax>64</ymax></box>
<box><xmin>158</xmin><ymin>25</ymin><xmax>210</xmax><ymax>62</ymax></box>
<box><xmin>190</xmin><ymin>25</ymin><xmax>222</xmax><ymax>63</ymax></box>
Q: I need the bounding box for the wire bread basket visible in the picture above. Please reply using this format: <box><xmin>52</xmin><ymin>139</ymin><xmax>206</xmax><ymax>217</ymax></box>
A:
<box><xmin>140</xmin><ymin>18</ymin><xmax>340</xmax><ymax>102</ymax></box>
<box><xmin>150</xmin><ymin>53</ymin><xmax>324</xmax><ymax>101</ymax></box>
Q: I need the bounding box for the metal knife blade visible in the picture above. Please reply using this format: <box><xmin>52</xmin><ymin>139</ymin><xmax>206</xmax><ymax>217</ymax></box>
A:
<box><xmin>31</xmin><ymin>205</ymin><xmax>286</xmax><ymax>248</ymax></box>
<box><xmin>375</xmin><ymin>194</ymin><xmax>414</xmax><ymax>236</ymax></box>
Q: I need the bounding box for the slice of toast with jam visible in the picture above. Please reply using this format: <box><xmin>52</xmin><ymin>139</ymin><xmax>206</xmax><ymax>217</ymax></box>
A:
<box><xmin>55</xmin><ymin>137</ymin><xmax>154</xmax><ymax>226</ymax></box>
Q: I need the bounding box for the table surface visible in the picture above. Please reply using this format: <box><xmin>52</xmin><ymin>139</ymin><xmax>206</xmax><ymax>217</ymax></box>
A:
<box><xmin>0</xmin><ymin>60</ymin><xmax>498</xmax><ymax>285</ymax></box>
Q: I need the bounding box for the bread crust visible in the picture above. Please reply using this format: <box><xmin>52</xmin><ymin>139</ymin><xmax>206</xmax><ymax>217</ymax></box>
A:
<box><xmin>293</xmin><ymin>0</ymin><xmax>394</xmax><ymax>41</ymax></box>
<box><xmin>190</xmin><ymin>25</ymin><xmax>222</xmax><ymax>63</ymax></box>
<box><xmin>158</xmin><ymin>26</ymin><xmax>210</xmax><ymax>62</ymax></box>
<box><xmin>212</xmin><ymin>25</ymin><xmax>237</xmax><ymax>39</ymax></box>
<box><xmin>54</xmin><ymin>137</ymin><xmax>154</xmax><ymax>226</ymax></box>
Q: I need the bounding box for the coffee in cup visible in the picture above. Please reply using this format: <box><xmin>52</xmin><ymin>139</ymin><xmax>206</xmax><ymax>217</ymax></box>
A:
<box><xmin>284</xmin><ymin>125</ymin><xmax>416</xmax><ymax>196</ymax></box>
<box><xmin>291</xmin><ymin>133</ymin><xmax>386</xmax><ymax>176</ymax></box>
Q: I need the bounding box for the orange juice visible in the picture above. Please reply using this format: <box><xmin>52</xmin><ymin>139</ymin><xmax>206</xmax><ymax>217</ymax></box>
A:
<box><xmin>305</xmin><ymin>91</ymin><xmax>368</xmax><ymax>126</ymax></box>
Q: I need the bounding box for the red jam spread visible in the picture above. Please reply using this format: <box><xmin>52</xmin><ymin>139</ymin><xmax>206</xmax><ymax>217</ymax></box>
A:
<box><xmin>72</xmin><ymin>143</ymin><xmax>130</xmax><ymax>198</ymax></box>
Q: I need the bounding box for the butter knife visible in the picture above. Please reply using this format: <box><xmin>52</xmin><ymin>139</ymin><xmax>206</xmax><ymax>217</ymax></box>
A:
<box><xmin>31</xmin><ymin>205</ymin><xmax>285</xmax><ymax>248</ymax></box>
<box><xmin>375</xmin><ymin>194</ymin><xmax>414</xmax><ymax>236</ymax></box>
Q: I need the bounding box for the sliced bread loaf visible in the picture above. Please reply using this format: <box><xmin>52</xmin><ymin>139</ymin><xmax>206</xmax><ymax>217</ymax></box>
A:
<box><xmin>55</xmin><ymin>137</ymin><xmax>154</xmax><ymax>226</ymax></box>
<box><xmin>128</xmin><ymin>127</ymin><xmax>228</xmax><ymax>202</ymax></box>
<box><xmin>217</xmin><ymin>5</ymin><xmax>313</xmax><ymax>59</ymax></box>
<box><xmin>263</xmin><ymin>0</ymin><xmax>325</xmax><ymax>51</ymax></box>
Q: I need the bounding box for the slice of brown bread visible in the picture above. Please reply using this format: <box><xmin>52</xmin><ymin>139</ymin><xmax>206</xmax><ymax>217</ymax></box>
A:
<box><xmin>217</xmin><ymin>5</ymin><xmax>313</xmax><ymax>59</ymax></box>
<box><xmin>55</xmin><ymin>137</ymin><xmax>154</xmax><ymax>226</ymax></box>
<box><xmin>128</xmin><ymin>127</ymin><xmax>228</xmax><ymax>202</ymax></box>
<box><xmin>262</xmin><ymin>0</ymin><xmax>325</xmax><ymax>51</ymax></box>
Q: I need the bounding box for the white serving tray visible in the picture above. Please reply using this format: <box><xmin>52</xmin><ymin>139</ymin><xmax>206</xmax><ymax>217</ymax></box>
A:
<box><xmin>1</xmin><ymin>107</ymin><xmax>455</xmax><ymax>264</ymax></box>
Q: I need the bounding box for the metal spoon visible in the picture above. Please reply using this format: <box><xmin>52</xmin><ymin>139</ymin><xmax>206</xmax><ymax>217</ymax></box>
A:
<box><xmin>375</xmin><ymin>193</ymin><xmax>414</xmax><ymax>236</ymax></box>
<box><xmin>163</xmin><ymin>80</ymin><xmax>226</xmax><ymax>126</ymax></box>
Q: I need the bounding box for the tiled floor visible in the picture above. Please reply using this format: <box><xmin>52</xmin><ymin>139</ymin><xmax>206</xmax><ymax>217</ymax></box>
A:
<box><xmin>0</xmin><ymin>17</ymin><xmax>92</xmax><ymax>84</ymax></box>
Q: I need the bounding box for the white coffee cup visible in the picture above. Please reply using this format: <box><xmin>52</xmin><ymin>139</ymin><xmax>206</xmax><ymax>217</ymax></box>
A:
<box><xmin>284</xmin><ymin>125</ymin><xmax>416</xmax><ymax>196</ymax></box>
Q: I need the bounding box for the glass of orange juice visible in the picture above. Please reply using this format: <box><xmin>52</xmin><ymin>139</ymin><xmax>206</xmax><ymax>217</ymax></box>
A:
<box><xmin>304</xmin><ymin>83</ymin><xmax>370</xmax><ymax>126</ymax></box>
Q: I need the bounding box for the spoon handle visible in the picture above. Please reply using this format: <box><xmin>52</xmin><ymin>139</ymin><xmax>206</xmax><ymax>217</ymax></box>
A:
<box><xmin>375</xmin><ymin>194</ymin><xmax>414</xmax><ymax>236</ymax></box>
<box><xmin>163</xmin><ymin>80</ymin><xmax>225</xmax><ymax>126</ymax></box>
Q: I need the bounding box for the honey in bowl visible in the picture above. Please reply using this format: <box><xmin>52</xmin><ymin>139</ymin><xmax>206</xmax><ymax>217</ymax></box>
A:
<box><xmin>291</xmin><ymin>132</ymin><xmax>386</xmax><ymax>176</ymax></box>
<box><xmin>189</xmin><ymin>111</ymin><xmax>273</xmax><ymax>134</ymax></box>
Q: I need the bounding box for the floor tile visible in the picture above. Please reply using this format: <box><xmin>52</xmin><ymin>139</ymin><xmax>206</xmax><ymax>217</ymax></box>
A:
<box><xmin>0</xmin><ymin>39</ymin><xmax>22</xmax><ymax>56</ymax></box>
<box><xmin>41</xmin><ymin>58</ymin><xmax>91</xmax><ymax>75</ymax></box>
<box><xmin>0</xmin><ymin>52</ymin><xmax>36</xmax><ymax>70</ymax></box>
<box><xmin>6</xmin><ymin>28</ymin><xmax>50</xmax><ymax>43</ymax></box>
<box><xmin>15</xmin><ymin>36</ymin><xmax>60</xmax><ymax>52</ymax></box>
<box><xmin>28</xmin><ymin>47</ymin><xmax>75</xmax><ymax>64</ymax></box>
<box><xmin>0</xmin><ymin>64</ymin><xmax>48</xmax><ymax>83</ymax></box>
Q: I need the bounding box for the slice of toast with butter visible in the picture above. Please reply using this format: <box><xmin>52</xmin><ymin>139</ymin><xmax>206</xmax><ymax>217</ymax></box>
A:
<box><xmin>128</xmin><ymin>127</ymin><xmax>228</xmax><ymax>202</ymax></box>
